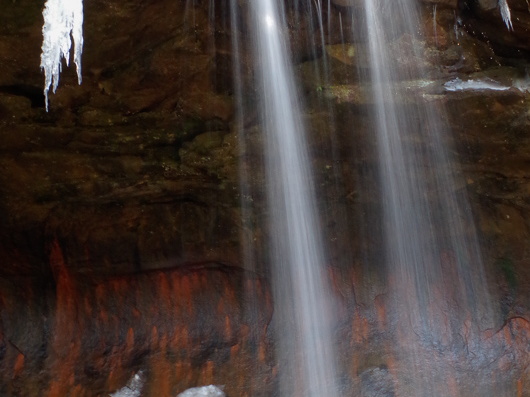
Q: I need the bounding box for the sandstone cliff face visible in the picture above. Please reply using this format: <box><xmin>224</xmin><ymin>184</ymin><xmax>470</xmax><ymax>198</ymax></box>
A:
<box><xmin>0</xmin><ymin>0</ymin><xmax>529</xmax><ymax>396</ymax></box>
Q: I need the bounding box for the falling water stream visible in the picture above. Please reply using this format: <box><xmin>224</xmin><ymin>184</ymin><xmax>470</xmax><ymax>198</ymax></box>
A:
<box><xmin>231</xmin><ymin>0</ymin><xmax>501</xmax><ymax>395</ymax></box>
<box><xmin>28</xmin><ymin>0</ymin><xmax>525</xmax><ymax>395</ymax></box>
<box><xmin>247</xmin><ymin>1</ymin><xmax>340</xmax><ymax>396</ymax></box>
<box><xmin>361</xmin><ymin>0</ymin><xmax>498</xmax><ymax>394</ymax></box>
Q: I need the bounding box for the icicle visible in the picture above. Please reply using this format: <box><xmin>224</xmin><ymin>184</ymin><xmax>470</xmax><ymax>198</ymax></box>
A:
<box><xmin>499</xmin><ymin>0</ymin><xmax>513</xmax><ymax>31</ymax></box>
<box><xmin>40</xmin><ymin>0</ymin><xmax>84</xmax><ymax>111</ymax></box>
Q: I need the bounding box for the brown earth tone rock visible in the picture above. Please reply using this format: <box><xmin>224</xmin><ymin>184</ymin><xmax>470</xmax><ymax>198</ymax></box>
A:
<box><xmin>458</xmin><ymin>0</ymin><xmax>530</xmax><ymax>57</ymax></box>
<box><xmin>0</xmin><ymin>241</ymin><xmax>273</xmax><ymax>397</ymax></box>
<box><xmin>0</xmin><ymin>0</ymin><xmax>530</xmax><ymax>396</ymax></box>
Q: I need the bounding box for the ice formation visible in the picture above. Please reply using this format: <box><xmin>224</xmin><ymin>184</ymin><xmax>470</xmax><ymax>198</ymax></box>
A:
<box><xmin>444</xmin><ymin>77</ymin><xmax>511</xmax><ymax>92</ymax></box>
<box><xmin>176</xmin><ymin>385</ymin><xmax>225</xmax><ymax>397</ymax></box>
<box><xmin>109</xmin><ymin>372</ymin><xmax>144</xmax><ymax>397</ymax></box>
<box><xmin>40</xmin><ymin>0</ymin><xmax>84</xmax><ymax>111</ymax></box>
<box><xmin>499</xmin><ymin>0</ymin><xmax>513</xmax><ymax>30</ymax></box>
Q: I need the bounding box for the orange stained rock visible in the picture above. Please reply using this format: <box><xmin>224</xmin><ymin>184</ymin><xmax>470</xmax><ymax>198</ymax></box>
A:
<box><xmin>151</xmin><ymin>325</ymin><xmax>159</xmax><ymax>347</ymax></box>
<box><xmin>504</xmin><ymin>325</ymin><xmax>513</xmax><ymax>347</ymax></box>
<box><xmin>106</xmin><ymin>354</ymin><xmax>126</xmax><ymax>391</ymax></box>
<box><xmin>375</xmin><ymin>296</ymin><xmax>386</xmax><ymax>330</ymax></box>
<box><xmin>158</xmin><ymin>273</ymin><xmax>172</xmax><ymax>309</ymax></box>
<box><xmin>499</xmin><ymin>354</ymin><xmax>512</xmax><ymax>372</ymax></box>
<box><xmin>517</xmin><ymin>379</ymin><xmax>523</xmax><ymax>397</ymax></box>
<box><xmin>350</xmin><ymin>353</ymin><xmax>359</xmax><ymax>377</ymax></box>
<box><xmin>271</xmin><ymin>364</ymin><xmax>279</xmax><ymax>379</ymax></box>
<box><xmin>108</xmin><ymin>279</ymin><xmax>118</xmax><ymax>295</ymax></box>
<box><xmin>258</xmin><ymin>342</ymin><xmax>267</xmax><ymax>363</ymax></box>
<box><xmin>46</xmin><ymin>372</ymin><xmax>76</xmax><ymax>397</ymax></box>
<box><xmin>352</xmin><ymin>312</ymin><xmax>369</xmax><ymax>344</ymax></box>
<box><xmin>191</xmin><ymin>272</ymin><xmax>200</xmax><ymax>290</ymax></box>
<box><xmin>132</xmin><ymin>307</ymin><xmax>141</xmax><ymax>318</ymax></box>
<box><xmin>149</xmin><ymin>355</ymin><xmax>172</xmax><ymax>397</ymax></box>
<box><xmin>99</xmin><ymin>308</ymin><xmax>109</xmax><ymax>325</ymax></box>
<box><xmin>50</xmin><ymin>241</ymin><xmax>77</xmax><ymax>327</ymax></box>
<box><xmin>48</xmin><ymin>240</ymin><xmax>87</xmax><ymax>397</ymax></box>
<box><xmin>201</xmin><ymin>271</ymin><xmax>211</xmax><ymax>288</ymax></box>
<box><xmin>170</xmin><ymin>326</ymin><xmax>189</xmax><ymax>348</ymax></box>
<box><xmin>49</xmin><ymin>239</ymin><xmax>66</xmax><ymax>275</ymax></box>
<box><xmin>328</xmin><ymin>265</ymin><xmax>338</xmax><ymax>290</ymax></box>
<box><xmin>224</xmin><ymin>315</ymin><xmax>232</xmax><ymax>340</ymax></box>
<box><xmin>240</xmin><ymin>324</ymin><xmax>250</xmax><ymax>339</ymax></box>
<box><xmin>179</xmin><ymin>275</ymin><xmax>194</xmax><ymax>314</ymax></box>
<box><xmin>385</xmin><ymin>352</ymin><xmax>397</xmax><ymax>378</ymax></box>
<box><xmin>230</xmin><ymin>343</ymin><xmax>240</xmax><ymax>358</ymax></box>
<box><xmin>170</xmin><ymin>272</ymin><xmax>182</xmax><ymax>297</ymax></box>
<box><xmin>223</xmin><ymin>283</ymin><xmax>237</xmax><ymax>305</ymax></box>
<box><xmin>13</xmin><ymin>353</ymin><xmax>24</xmax><ymax>377</ymax></box>
<box><xmin>95</xmin><ymin>283</ymin><xmax>107</xmax><ymax>307</ymax></box>
<box><xmin>175</xmin><ymin>360</ymin><xmax>193</xmax><ymax>384</ymax></box>
<box><xmin>244</xmin><ymin>278</ymin><xmax>255</xmax><ymax>295</ymax></box>
<box><xmin>83</xmin><ymin>295</ymin><xmax>93</xmax><ymax>317</ymax></box>
<box><xmin>46</xmin><ymin>381</ymin><xmax>62</xmax><ymax>397</ymax></box>
<box><xmin>159</xmin><ymin>333</ymin><xmax>168</xmax><ymax>350</ymax></box>
<box><xmin>253</xmin><ymin>278</ymin><xmax>266</xmax><ymax>300</ymax></box>
<box><xmin>180</xmin><ymin>326</ymin><xmax>189</xmax><ymax>346</ymax></box>
<box><xmin>199</xmin><ymin>360</ymin><xmax>214</xmax><ymax>385</ymax></box>
<box><xmin>126</xmin><ymin>327</ymin><xmax>135</xmax><ymax>349</ymax></box>
<box><xmin>217</xmin><ymin>299</ymin><xmax>225</xmax><ymax>314</ymax></box>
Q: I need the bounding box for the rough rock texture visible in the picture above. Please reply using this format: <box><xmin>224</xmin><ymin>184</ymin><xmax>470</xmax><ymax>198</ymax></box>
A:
<box><xmin>458</xmin><ymin>0</ymin><xmax>530</xmax><ymax>56</ymax></box>
<box><xmin>0</xmin><ymin>0</ymin><xmax>529</xmax><ymax>396</ymax></box>
<box><xmin>0</xmin><ymin>241</ymin><xmax>272</xmax><ymax>397</ymax></box>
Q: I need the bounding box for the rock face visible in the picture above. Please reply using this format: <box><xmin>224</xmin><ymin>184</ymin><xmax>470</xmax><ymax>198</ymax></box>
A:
<box><xmin>0</xmin><ymin>241</ymin><xmax>272</xmax><ymax>397</ymax></box>
<box><xmin>0</xmin><ymin>0</ymin><xmax>529</xmax><ymax>396</ymax></box>
<box><xmin>458</xmin><ymin>0</ymin><xmax>530</xmax><ymax>56</ymax></box>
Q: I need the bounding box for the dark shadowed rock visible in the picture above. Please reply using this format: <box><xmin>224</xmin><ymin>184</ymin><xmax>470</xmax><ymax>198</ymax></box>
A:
<box><xmin>0</xmin><ymin>0</ymin><xmax>529</xmax><ymax>396</ymax></box>
<box><xmin>0</xmin><ymin>241</ymin><xmax>273</xmax><ymax>397</ymax></box>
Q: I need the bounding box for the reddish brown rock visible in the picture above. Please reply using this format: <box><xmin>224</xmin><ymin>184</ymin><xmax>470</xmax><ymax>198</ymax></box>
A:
<box><xmin>0</xmin><ymin>0</ymin><xmax>529</xmax><ymax>396</ymax></box>
<box><xmin>0</xmin><ymin>241</ymin><xmax>273</xmax><ymax>397</ymax></box>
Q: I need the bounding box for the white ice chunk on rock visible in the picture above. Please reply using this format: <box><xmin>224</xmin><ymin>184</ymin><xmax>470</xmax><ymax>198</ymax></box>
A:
<box><xmin>176</xmin><ymin>385</ymin><xmax>225</xmax><ymax>397</ymax></box>
<box><xmin>109</xmin><ymin>371</ymin><xmax>144</xmax><ymax>397</ymax></box>
<box><xmin>444</xmin><ymin>78</ymin><xmax>511</xmax><ymax>92</ymax></box>
<box><xmin>40</xmin><ymin>0</ymin><xmax>84</xmax><ymax>111</ymax></box>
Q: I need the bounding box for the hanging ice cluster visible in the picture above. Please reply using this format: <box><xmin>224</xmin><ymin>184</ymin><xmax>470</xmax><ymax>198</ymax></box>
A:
<box><xmin>40</xmin><ymin>0</ymin><xmax>84</xmax><ymax>111</ymax></box>
<box><xmin>499</xmin><ymin>0</ymin><xmax>513</xmax><ymax>30</ymax></box>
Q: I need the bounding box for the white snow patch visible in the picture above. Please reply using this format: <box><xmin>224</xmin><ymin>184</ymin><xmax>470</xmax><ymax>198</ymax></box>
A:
<box><xmin>176</xmin><ymin>385</ymin><xmax>225</xmax><ymax>397</ymax></box>
<box><xmin>40</xmin><ymin>0</ymin><xmax>84</xmax><ymax>111</ymax></box>
<box><xmin>109</xmin><ymin>371</ymin><xmax>144</xmax><ymax>397</ymax></box>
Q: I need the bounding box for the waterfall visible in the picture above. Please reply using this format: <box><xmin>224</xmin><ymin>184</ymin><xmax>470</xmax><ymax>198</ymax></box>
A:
<box><xmin>229</xmin><ymin>0</ymin><xmax>503</xmax><ymax>394</ymax></box>
<box><xmin>360</xmin><ymin>0</ymin><xmax>499</xmax><ymax>394</ymax></box>
<box><xmin>246</xmin><ymin>0</ymin><xmax>340</xmax><ymax>395</ymax></box>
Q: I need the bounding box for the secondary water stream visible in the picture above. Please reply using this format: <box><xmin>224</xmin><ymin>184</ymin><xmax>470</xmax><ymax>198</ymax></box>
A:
<box><xmin>360</xmin><ymin>0</ymin><xmax>499</xmax><ymax>394</ymax></box>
